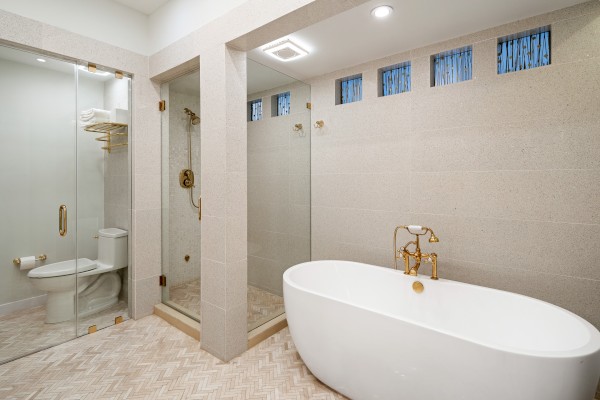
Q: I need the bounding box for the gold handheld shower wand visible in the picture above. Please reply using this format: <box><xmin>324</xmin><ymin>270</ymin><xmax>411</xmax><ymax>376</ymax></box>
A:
<box><xmin>180</xmin><ymin>108</ymin><xmax>201</xmax><ymax>217</ymax></box>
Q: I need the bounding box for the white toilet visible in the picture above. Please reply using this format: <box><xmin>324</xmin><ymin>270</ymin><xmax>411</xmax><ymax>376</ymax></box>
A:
<box><xmin>28</xmin><ymin>228</ymin><xmax>128</xmax><ymax>324</ymax></box>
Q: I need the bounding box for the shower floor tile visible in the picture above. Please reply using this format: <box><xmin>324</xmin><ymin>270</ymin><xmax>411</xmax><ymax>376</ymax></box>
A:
<box><xmin>0</xmin><ymin>301</ymin><xmax>129</xmax><ymax>364</ymax></box>
<box><xmin>0</xmin><ymin>315</ymin><xmax>345</xmax><ymax>399</ymax></box>
<box><xmin>169</xmin><ymin>279</ymin><xmax>285</xmax><ymax>330</ymax></box>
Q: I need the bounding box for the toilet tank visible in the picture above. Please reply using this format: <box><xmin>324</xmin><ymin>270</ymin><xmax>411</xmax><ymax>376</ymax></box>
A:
<box><xmin>98</xmin><ymin>228</ymin><xmax>128</xmax><ymax>268</ymax></box>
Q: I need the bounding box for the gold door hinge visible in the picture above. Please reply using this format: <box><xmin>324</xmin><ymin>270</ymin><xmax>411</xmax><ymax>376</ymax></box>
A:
<box><xmin>115</xmin><ymin>71</ymin><xmax>124</xmax><ymax>79</ymax></box>
<box><xmin>88</xmin><ymin>325</ymin><xmax>97</xmax><ymax>334</ymax></box>
<box><xmin>159</xmin><ymin>275</ymin><xmax>167</xmax><ymax>287</ymax></box>
<box><xmin>306</xmin><ymin>102</ymin><xmax>312</xmax><ymax>110</ymax></box>
<box><xmin>88</xmin><ymin>63</ymin><xmax>97</xmax><ymax>73</ymax></box>
<box><xmin>115</xmin><ymin>316</ymin><xmax>124</xmax><ymax>324</ymax></box>
<box><xmin>159</xmin><ymin>100</ymin><xmax>166</xmax><ymax>112</ymax></box>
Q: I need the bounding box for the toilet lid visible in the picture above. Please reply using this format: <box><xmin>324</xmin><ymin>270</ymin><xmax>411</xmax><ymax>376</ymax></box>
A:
<box><xmin>27</xmin><ymin>258</ymin><xmax>97</xmax><ymax>278</ymax></box>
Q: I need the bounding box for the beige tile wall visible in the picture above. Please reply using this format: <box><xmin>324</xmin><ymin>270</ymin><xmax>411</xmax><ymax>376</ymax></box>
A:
<box><xmin>200</xmin><ymin>45</ymin><xmax>248</xmax><ymax>361</ymax></box>
<box><xmin>309</xmin><ymin>2</ymin><xmax>600</xmax><ymax>329</ymax></box>
<box><xmin>247</xmin><ymin>82</ymin><xmax>311</xmax><ymax>297</ymax></box>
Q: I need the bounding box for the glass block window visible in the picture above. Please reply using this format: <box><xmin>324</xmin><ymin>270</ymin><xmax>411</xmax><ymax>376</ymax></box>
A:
<box><xmin>433</xmin><ymin>47</ymin><xmax>472</xmax><ymax>87</ymax></box>
<box><xmin>497</xmin><ymin>29</ymin><xmax>550</xmax><ymax>74</ymax></box>
<box><xmin>248</xmin><ymin>99</ymin><xmax>262</xmax><ymax>121</ymax></box>
<box><xmin>381</xmin><ymin>62</ymin><xmax>411</xmax><ymax>96</ymax></box>
<box><xmin>339</xmin><ymin>75</ymin><xmax>362</xmax><ymax>104</ymax></box>
<box><xmin>276</xmin><ymin>91</ymin><xmax>291</xmax><ymax>116</ymax></box>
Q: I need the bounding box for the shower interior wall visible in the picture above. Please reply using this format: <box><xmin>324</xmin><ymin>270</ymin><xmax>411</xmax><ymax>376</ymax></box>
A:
<box><xmin>247</xmin><ymin>80</ymin><xmax>311</xmax><ymax>297</ymax></box>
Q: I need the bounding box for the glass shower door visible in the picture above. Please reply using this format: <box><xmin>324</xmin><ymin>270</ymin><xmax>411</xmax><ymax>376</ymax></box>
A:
<box><xmin>0</xmin><ymin>45</ymin><xmax>78</xmax><ymax>363</ymax></box>
<box><xmin>160</xmin><ymin>70</ymin><xmax>202</xmax><ymax>321</ymax></box>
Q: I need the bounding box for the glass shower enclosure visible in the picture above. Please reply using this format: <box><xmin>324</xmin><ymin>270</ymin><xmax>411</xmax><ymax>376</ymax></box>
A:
<box><xmin>0</xmin><ymin>44</ymin><xmax>131</xmax><ymax>364</ymax></box>
<box><xmin>246</xmin><ymin>59</ymin><xmax>311</xmax><ymax>331</ymax></box>
<box><xmin>159</xmin><ymin>61</ymin><xmax>312</xmax><ymax>334</ymax></box>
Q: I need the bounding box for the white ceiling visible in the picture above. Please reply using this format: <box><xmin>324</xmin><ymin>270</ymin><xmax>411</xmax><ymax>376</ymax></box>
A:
<box><xmin>112</xmin><ymin>0</ymin><xmax>170</xmax><ymax>15</ymax></box>
<box><xmin>248</xmin><ymin>0</ymin><xmax>589</xmax><ymax>80</ymax></box>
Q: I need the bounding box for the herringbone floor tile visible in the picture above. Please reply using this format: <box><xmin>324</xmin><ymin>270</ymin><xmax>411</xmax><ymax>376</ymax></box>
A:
<box><xmin>0</xmin><ymin>315</ymin><xmax>345</xmax><ymax>399</ymax></box>
<box><xmin>0</xmin><ymin>301</ymin><xmax>129</xmax><ymax>364</ymax></box>
<box><xmin>169</xmin><ymin>280</ymin><xmax>285</xmax><ymax>331</ymax></box>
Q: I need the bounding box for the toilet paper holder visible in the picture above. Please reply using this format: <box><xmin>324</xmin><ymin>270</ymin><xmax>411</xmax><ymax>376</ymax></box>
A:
<box><xmin>13</xmin><ymin>254</ymin><xmax>47</xmax><ymax>266</ymax></box>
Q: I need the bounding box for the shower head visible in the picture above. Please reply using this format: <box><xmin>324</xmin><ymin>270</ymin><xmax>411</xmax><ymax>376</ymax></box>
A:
<box><xmin>184</xmin><ymin>108</ymin><xmax>200</xmax><ymax>125</ymax></box>
<box><xmin>191</xmin><ymin>116</ymin><xmax>200</xmax><ymax>125</ymax></box>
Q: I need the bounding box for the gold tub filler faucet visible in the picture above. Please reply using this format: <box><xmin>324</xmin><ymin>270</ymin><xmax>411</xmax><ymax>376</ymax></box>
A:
<box><xmin>394</xmin><ymin>225</ymin><xmax>439</xmax><ymax>279</ymax></box>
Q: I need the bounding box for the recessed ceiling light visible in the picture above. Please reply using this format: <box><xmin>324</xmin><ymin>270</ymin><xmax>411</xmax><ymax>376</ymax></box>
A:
<box><xmin>36</xmin><ymin>58</ymin><xmax>46</xmax><ymax>63</ymax></box>
<box><xmin>262</xmin><ymin>39</ymin><xmax>308</xmax><ymax>62</ymax></box>
<box><xmin>371</xmin><ymin>5</ymin><xmax>393</xmax><ymax>19</ymax></box>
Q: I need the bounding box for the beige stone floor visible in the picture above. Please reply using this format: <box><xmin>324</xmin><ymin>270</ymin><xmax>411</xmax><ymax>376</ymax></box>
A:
<box><xmin>169</xmin><ymin>279</ymin><xmax>285</xmax><ymax>331</ymax></box>
<box><xmin>0</xmin><ymin>315</ymin><xmax>345</xmax><ymax>399</ymax></box>
<box><xmin>0</xmin><ymin>301</ymin><xmax>129</xmax><ymax>364</ymax></box>
<box><xmin>0</xmin><ymin>314</ymin><xmax>598</xmax><ymax>399</ymax></box>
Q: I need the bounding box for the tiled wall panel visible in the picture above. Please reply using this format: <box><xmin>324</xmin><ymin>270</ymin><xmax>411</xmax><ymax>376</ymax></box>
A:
<box><xmin>309</xmin><ymin>2</ymin><xmax>600</xmax><ymax>331</ymax></box>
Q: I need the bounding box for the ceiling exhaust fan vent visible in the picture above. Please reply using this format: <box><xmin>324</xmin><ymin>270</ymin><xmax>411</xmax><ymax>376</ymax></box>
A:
<box><xmin>263</xmin><ymin>39</ymin><xmax>308</xmax><ymax>62</ymax></box>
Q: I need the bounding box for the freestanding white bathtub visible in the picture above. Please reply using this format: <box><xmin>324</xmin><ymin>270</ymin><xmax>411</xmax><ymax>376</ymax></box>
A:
<box><xmin>283</xmin><ymin>260</ymin><xmax>600</xmax><ymax>400</ymax></box>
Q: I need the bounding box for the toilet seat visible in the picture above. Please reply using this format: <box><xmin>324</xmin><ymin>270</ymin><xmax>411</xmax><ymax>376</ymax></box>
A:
<box><xmin>27</xmin><ymin>258</ymin><xmax>97</xmax><ymax>278</ymax></box>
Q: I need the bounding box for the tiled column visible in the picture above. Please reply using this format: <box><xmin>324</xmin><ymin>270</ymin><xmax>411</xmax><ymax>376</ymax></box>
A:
<box><xmin>200</xmin><ymin>45</ymin><xmax>248</xmax><ymax>361</ymax></box>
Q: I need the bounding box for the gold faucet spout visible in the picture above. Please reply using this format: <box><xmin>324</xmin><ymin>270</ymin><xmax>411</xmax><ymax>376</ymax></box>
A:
<box><xmin>394</xmin><ymin>225</ymin><xmax>440</xmax><ymax>279</ymax></box>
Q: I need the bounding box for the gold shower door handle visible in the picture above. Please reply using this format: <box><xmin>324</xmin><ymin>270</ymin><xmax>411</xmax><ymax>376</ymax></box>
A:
<box><xmin>59</xmin><ymin>205</ymin><xmax>67</xmax><ymax>236</ymax></box>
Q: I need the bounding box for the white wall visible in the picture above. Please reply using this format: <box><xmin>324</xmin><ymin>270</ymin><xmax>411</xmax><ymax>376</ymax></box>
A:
<box><xmin>0</xmin><ymin>0</ymin><xmax>148</xmax><ymax>54</ymax></box>
<box><xmin>77</xmin><ymin>76</ymin><xmax>106</xmax><ymax>261</ymax></box>
<box><xmin>148</xmin><ymin>0</ymin><xmax>248</xmax><ymax>54</ymax></box>
<box><xmin>103</xmin><ymin>77</ymin><xmax>130</xmax><ymax>234</ymax></box>
<box><xmin>0</xmin><ymin>0</ymin><xmax>249</xmax><ymax>55</ymax></box>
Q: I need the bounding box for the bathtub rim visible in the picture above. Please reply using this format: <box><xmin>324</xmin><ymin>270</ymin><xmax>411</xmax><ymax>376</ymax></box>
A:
<box><xmin>283</xmin><ymin>260</ymin><xmax>600</xmax><ymax>359</ymax></box>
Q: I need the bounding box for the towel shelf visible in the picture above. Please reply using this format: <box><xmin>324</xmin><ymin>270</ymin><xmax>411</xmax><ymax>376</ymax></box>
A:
<box><xmin>84</xmin><ymin>122</ymin><xmax>128</xmax><ymax>153</ymax></box>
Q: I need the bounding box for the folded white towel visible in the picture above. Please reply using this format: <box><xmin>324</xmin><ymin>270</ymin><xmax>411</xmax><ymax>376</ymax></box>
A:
<box><xmin>80</xmin><ymin>108</ymin><xmax>111</xmax><ymax>119</ymax></box>
<box><xmin>80</xmin><ymin>116</ymin><xmax>110</xmax><ymax>127</ymax></box>
<box><xmin>79</xmin><ymin>108</ymin><xmax>111</xmax><ymax>128</ymax></box>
